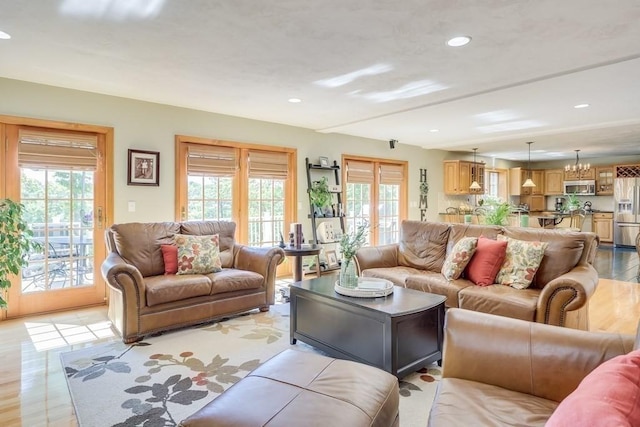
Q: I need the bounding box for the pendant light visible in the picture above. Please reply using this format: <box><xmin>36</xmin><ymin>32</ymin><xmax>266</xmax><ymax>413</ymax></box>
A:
<box><xmin>522</xmin><ymin>141</ymin><xmax>536</xmax><ymax>188</ymax></box>
<box><xmin>470</xmin><ymin>148</ymin><xmax>481</xmax><ymax>190</ymax></box>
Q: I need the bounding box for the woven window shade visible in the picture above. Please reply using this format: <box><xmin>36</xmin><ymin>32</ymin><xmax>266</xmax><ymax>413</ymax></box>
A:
<box><xmin>248</xmin><ymin>150</ymin><xmax>288</xmax><ymax>179</ymax></box>
<box><xmin>380</xmin><ymin>164</ymin><xmax>404</xmax><ymax>184</ymax></box>
<box><xmin>18</xmin><ymin>129</ymin><xmax>98</xmax><ymax>170</ymax></box>
<box><xmin>346</xmin><ymin>160</ymin><xmax>374</xmax><ymax>183</ymax></box>
<box><xmin>187</xmin><ymin>144</ymin><xmax>238</xmax><ymax>177</ymax></box>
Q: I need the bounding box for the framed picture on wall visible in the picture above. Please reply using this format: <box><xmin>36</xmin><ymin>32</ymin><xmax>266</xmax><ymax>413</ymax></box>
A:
<box><xmin>128</xmin><ymin>149</ymin><xmax>160</xmax><ymax>186</ymax></box>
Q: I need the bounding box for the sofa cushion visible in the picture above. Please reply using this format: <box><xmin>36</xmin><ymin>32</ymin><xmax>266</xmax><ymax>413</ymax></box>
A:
<box><xmin>441</xmin><ymin>236</ymin><xmax>477</xmax><ymax>280</ymax></box>
<box><xmin>546</xmin><ymin>350</ymin><xmax>640</xmax><ymax>427</ymax></box>
<box><xmin>465</xmin><ymin>236</ymin><xmax>507</xmax><ymax>286</ymax></box>
<box><xmin>208</xmin><ymin>269</ymin><xmax>264</xmax><ymax>294</ymax></box>
<box><xmin>458</xmin><ymin>285</ymin><xmax>539</xmax><ymax>322</ymax></box>
<box><xmin>175</xmin><ymin>234</ymin><xmax>223</xmax><ymax>275</ymax></box>
<box><xmin>406</xmin><ymin>273</ymin><xmax>471</xmax><ymax>308</ymax></box>
<box><xmin>160</xmin><ymin>244</ymin><xmax>178</xmax><ymax>275</ymax></box>
<box><xmin>428</xmin><ymin>378</ymin><xmax>557</xmax><ymax>427</ymax></box>
<box><xmin>144</xmin><ymin>274</ymin><xmax>212</xmax><ymax>306</ymax></box>
<box><xmin>447</xmin><ymin>223</ymin><xmax>503</xmax><ymax>252</ymax></box>
<box><xmin>360</xmin><ymin>266</ymin><xmax>425</xmax><ymax>287</ymax></box>
<box><xmin>180</xmin><ymin>221</ymin><xmax>236</xmax><ymax>268</ymax></box>
<box><xmin>495</xmin><ymin>235</ymin><xmax>548</xmax><ymax>290</ymax></box>
<box><xmin>111</xmin><ymin>222</ymin><xmax>181</xmax><ymax>277</ymax></box>
<box><xmin>398</xmin><ymin>221</ymin><xmax>451</xmax><ymax>272</ymax></box>
<box><xmin>503</xmin><ymin>228</ymin><xmax>587</xmax><ymax>289</ymax></box>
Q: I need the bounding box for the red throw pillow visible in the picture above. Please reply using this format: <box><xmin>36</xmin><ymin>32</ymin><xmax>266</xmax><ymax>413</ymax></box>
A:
<box><xmin>464</xmin><ymin>236</ymin><xmax>507</xmax><ymax>286</ymax></box>
<box><xmin>160</xmin><ymin>244</ymin><xmax>178</xmax><ymax>275</ymax></box>
<box><xmin>546</xmin><ymin>350</ymin><xmax>640</xmax><ymax>426</ymax></box>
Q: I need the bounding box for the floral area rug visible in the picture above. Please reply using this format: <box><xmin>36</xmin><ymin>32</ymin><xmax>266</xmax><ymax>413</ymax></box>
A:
<box><xmin>60</xmin><ymin>303</ymin><xmax>441</xmax><ymax>427</ymax></box>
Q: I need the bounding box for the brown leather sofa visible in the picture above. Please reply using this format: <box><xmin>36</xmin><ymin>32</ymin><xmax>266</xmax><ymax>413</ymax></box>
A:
<box><xmin>101</xmin><ymin>221</ymin><xmax>285</xmax><ymax>343</ymax></box>
<box><xmin>355</xmin><ymin>220</ymin><xmax>599</xmax><ymax>329</ymax></box>
<box><xmin>428</xmin><ymin>308</ymin><xmax>637</xmax><ymax>426</ymax></box>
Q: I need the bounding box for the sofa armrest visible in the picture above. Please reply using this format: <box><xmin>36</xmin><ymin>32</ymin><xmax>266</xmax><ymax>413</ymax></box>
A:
<box><xmin>354</xmin><ymin>244</ymin><xmax>399</xmax><ymax>273</ymax></box>
<box><xmin>536</xmin><ymin>264</ymin><xmax>599</xmax><ymax>327</ymax></box>
<box><xmin>101</xmin><ymin>252</ymin><xmax>147</xmax><ymax>307</ymax></box>
<box><xmin>233</xmin><ymin>245</ymin><xmax>285</xmax><ymax>304</ymax></box>
<box><xmin>442</xmin><ymin>308</ymin><xmax>635</xmax><ymax>403</ymax></box>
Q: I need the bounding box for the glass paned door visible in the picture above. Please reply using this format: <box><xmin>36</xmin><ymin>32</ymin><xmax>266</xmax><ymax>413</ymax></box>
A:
<box><xmin>186</xmin><ymin>175</ymin><xmax>233</xmax><ymax>221</ymax></box>
<box><xmin>378</xmin><ymin>183</ymin><xmax>400</xmax><ymax>244</ymax></box>
<box><xmin>21</xmin><ymin>169</ymin><xmax>94</xmax><ymax>292</ymax></box>
<box><xmin>248</xmin><ymin>178</ymin><xmax>285</xmax><ymax>247</ymax></box>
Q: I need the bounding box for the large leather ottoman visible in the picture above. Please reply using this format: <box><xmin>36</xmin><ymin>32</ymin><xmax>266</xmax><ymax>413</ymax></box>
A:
<box><xmin>180</xmin><ymin>349</ymin><xmax>400</xmax><ymax>427</ymax></box>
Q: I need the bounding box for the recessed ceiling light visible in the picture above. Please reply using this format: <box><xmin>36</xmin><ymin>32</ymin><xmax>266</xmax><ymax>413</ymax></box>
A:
<box><xmin>429</xmin><ymin>129</ymin><xmax>439</xmax><ymax>133</ymax></box>
<box><xmin>0</xmin><ymin>31</ymin><xmax>11</xmax><ymax>40</ymax></box>
<box><xmin>288</xmin><ymin>98</ymin><xmax>301</xmax><ymax>103</ymax></box>
<box><xmin>574</xmin><ymin>103</ymin><xmax>590</xmax><ymax>109</ymax></box>
<box><xmin>446</xmin><ymin>36</ymin><xmax>471</xmax><ymax>47</ymax></box>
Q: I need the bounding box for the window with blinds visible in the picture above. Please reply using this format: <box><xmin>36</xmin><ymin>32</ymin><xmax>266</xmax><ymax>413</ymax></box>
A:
<box><xmin>344</xmin><ymin>157</ymin><xmax>407</xmax><ymax>245</ymax></box>
<box><xmin>177</xmin><ymin>136</ymin><xmax>296</xmax><ymax>247</ymax></box>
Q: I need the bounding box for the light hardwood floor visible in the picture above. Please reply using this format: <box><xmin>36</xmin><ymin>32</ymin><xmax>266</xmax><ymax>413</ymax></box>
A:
<box><xmin>1</xmin><ymin>278</ymin><xmax>639</xmax><ymax>426</ymax></box>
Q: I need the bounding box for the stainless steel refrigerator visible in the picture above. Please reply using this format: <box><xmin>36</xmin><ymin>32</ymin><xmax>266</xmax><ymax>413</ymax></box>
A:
<box><xmin>614</xmin><ymin>178</ymin><xmax>640</xmax><ymax>247</ymax></box>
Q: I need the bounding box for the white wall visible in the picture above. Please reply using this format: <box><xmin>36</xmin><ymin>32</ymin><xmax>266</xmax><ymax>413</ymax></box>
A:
<box><xmin>0</xmin><ymin>77</ymin><xmax>449</xmax><ymax>235</ymax></box>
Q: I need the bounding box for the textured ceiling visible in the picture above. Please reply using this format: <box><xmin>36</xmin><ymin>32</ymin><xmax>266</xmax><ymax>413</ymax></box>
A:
<box><xmin>1</xmin><ymin>0</ymin><xmax>640</xmax><ymax>161</ymax></box>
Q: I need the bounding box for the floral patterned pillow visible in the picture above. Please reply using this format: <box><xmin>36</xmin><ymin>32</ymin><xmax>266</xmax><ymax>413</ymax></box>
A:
<box><xmin>495</xmin><ymin>235</ymin><xmax>548</xmax><ymax>289</ymax></box>
<box><xmin>175</xmin><ymin>234</ymin><xmax>222</xmax><ymax>275</ymax></box>
<box><xmin>441</xmin><ymin>237</ymin><xmax>478</xmax><ymax>280</ymax></box>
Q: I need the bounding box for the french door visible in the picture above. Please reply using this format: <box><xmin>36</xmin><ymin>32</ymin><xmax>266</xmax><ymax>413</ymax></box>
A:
<box><xmin>1</xmin><ymin>118</ymin><xmax>113</xmax><ymax>318</ymax></box>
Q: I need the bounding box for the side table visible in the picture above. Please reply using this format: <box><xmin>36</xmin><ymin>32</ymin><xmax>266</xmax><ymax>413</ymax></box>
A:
<box><xmin>283</xmin><ymin>246</ymin><xmax>321</xmax><ymax>282</ymax></box>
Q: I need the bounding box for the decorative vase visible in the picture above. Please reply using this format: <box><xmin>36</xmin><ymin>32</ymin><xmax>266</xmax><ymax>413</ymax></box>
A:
<box><xmin>340</xmin><ymin>257</ymin><xmax>358</xmax><ymax>288</ymax></box>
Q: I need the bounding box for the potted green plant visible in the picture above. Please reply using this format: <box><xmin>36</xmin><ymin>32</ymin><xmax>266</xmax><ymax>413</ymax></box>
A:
<box><xmin>309</xmin><ymin>176</ymin><xmax>333</xmax><ymax>216</ymax></box>
<box><xmin>0</xmin><ymin>198</ymin><xmax>40</xmax><ymax>308</ymax></box>
<box><xmin>567</xmin><ymin>193</ymin><xmax>581</xmax><ymax>211</ymax></box>
<box><xmin>483</xmin><ymin>200</ymin><xmax>512</xmax><ymax>226</ymax></box>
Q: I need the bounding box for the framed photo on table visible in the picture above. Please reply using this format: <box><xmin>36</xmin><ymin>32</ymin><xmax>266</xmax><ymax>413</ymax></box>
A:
<box><xmin>326</xmin><ymin>250</ymin><xmax>339</xmax><ymax>268</ymax></box>
<box><xmin>128</xmin><ymin>149</ymin><xmax>160</xmax><ymax>186</ymax></box>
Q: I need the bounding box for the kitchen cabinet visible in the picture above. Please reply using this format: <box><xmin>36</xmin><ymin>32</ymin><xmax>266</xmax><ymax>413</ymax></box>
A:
<box><xmin>564</xmin><ymin>168</ymin><xmax>596</xmax><ymax>181</ymax></box>
<box><xmin>509</xmin><ymin>168</ymin><xmax>544</xmax><ymax>196</ymax></box>
<box><xmin>544</xmin><ymin>169</ymin><xmax>564</xmax><ymax>195</ymax></box>
<box><xmin>596</xmin><ymin>166</ymin><xmax>614</xmax><ymax>195</ymax></box>
<box><xmin>592</xmin><ymin>212</ymin><xmax>613</xmax><ymax>243</ymax></box>
<box><xmin>520</xmin><ymin>195</ymin><xmax>545</xmax><ymax>212</ymax></box>
<box><xmin>443</xmin><ymin>160</ymin><xmax>484</xmax><ymax>195</ymax></box>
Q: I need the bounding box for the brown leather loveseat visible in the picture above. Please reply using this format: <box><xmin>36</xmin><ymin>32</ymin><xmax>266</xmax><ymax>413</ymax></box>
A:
<box><xmin>355</xmin><ymin>220</ymin><xmax>599</xmax><ymax>329</ymax></box>
<box><xmin>102</xmin><ymin>221</ymin><xmax>285</xmax><ymax>343</ymax></box>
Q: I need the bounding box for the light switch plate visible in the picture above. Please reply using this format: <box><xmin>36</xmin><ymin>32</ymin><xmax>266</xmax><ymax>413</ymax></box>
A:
<box><xmin>128</xmin><ymin>201</ymin><xmax>136</xmax><ymax>212</ymax></box>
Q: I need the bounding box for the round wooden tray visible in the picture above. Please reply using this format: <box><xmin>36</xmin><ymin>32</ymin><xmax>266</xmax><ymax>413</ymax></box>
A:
<box><xmin>334</xmin><ymin>278</ymin><xmax>394</xmax><ymax>298</ymax></box>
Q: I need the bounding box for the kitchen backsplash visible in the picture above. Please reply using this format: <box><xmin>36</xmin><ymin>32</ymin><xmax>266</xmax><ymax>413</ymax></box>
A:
<box><xmin>439</xmin><ymin>193</ymin><xmax>614</xmax><ymax>213</ymax></box>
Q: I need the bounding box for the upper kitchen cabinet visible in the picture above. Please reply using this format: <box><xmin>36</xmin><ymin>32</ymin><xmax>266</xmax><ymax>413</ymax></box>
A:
<box><xmin>596</xmin><ymin>166</ymin><xmax>614</xmax><ymax>195</ymax></box>
<box><xmin>564</xmin><ymin>167</ymin><xmax>596</xmax><ymax>181</ymax></box>
<box><xmin>509</xmin><ymin>168</ymin><xmax>544</xmax><ymax>196</ymax></box>
<box><xmin>444</xmin><ymin>160</ymin><xmax>484</xmax><ymax>195</ymax></box>
<box><xmin>544</xmin><ymin>169</ymin><xmax>564</xmax><ymax>195</ymax></box>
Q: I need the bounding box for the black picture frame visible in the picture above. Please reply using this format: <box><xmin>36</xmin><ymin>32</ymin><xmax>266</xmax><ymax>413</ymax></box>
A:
<box><xmin>127</xmin><ymin>149</ymin><xmax>160</xmax><ymax>186</ymax></box>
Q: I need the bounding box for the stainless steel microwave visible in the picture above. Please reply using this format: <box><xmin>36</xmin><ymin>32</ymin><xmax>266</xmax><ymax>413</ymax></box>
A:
<box><xmin>563</xmin><ymin>180</ymin><xmax>596</xmax><ymax>196</ymax></box>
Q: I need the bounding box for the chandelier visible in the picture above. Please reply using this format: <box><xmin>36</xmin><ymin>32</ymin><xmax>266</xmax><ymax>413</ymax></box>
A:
<box><xmin>565</xmin><ymin>150</ymin><xmax>590</xmax><ymax>176</ymax></box>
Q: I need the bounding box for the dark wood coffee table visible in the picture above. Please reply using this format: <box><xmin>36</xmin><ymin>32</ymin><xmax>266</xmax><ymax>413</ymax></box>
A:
<box><xmin>290</xmin><ymin>275</ymin><xmax>446</xmax><ymax>378</ymax></box>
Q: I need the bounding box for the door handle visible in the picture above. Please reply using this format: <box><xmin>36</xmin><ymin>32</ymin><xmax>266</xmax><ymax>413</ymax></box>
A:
<box><xmin>96</xmin><ymin>207</ymin><xmax>103</xmax><ymax>229</ymax></box>
<box><xmin>181</xmin><ymin>206</ymin><xmax>186</xmax><ymax>221</ymax></box>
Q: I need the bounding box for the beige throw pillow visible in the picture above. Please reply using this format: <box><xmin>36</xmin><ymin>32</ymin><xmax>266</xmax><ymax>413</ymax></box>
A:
<box><xmin>441</xmin><ymin>237</ymin><xmax>478</xmax><ymax>281</ymax></box>
<box><xmin>175</xmin><ymin>234</ymin><xmax>222</xmax><ymax>275</ymax></box>
<box><xmin>495</xmin><ymin>235</ymin><xmax>548</xmax><ymax>289</ymax></box>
